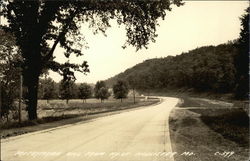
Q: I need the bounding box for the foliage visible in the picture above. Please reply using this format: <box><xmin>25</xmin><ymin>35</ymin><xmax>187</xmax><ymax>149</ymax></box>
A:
<box><xmin>234</xmin><ymin>7</ymin><xmax>249</xmax><ymax>99</ymax></box>
<box><xmin>78</xmin><ymin>83</ymin><xmax>92</xmax><ymax>102</ymax></box>
<box><xmin>94</xmin><ymin>81</ymin><xmax>106</xmax><ymax>98</ymax></box>
<box><xmin>98</xmin><ymin>87</ymin><xmax>110</xmax><ymax>102</ymax></box>
<box><xmin>59</xmin><ymin>79</ymin><xmax>77</xmax><ymax>104</ymax></box>
<box><xmin>94</xmin><ymin>81</ymin><xmax>110</xmax><ymax>102</ymax></box>
<box><xmin>106</xmin><ymin>43</ymin><xmax>238</xmax><ymax>94</ymax></box>
<box><xmin>38</xmin><ymin>77</ymin><xmax>57</xmax><ymax>102</ymax></box>
<box><xmin>113</xmin><ymin>80</ymin><xmax>129</xmax><ymax>102</ymax></box>
<box><xmin>0</xmin><ymin>30</ymin><xmax>21</xmax><ymax>119</ymax></box>
<box><xmin>1</xmin><ymin>0</ymin><xmax>183</xmax><ymax>120</ymax></box>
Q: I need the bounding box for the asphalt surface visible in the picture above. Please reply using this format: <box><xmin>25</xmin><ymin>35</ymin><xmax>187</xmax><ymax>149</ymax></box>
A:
<box><xmin>1</xmin><ymin>97</ymin><xmax>179</xmax><ymax>161</ymax></box>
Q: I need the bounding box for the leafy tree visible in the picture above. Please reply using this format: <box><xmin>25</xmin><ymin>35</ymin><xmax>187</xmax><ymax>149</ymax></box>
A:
<box><xmin>78</xmin><ymin>83</ymin><xmax>92</xmax><ymax>103</ymax></box>
<box><xmin>98</xmin><ymin>87</ymin><xmax>110</xmax><ymax>103</ymax></box>
<box><xmin>1</xmin><ymin>0</ymin><xmax>183</xmax><ymax>120</ymax></box>
<box><xmin>234</xmin><ymin>7</ymin><xmax>249</xmax><ymax>99</ymax></box>
<box><xmin>0</xmin><ymin>30</ymin><xmax>21</xmax><ymax>120</ymax></box>
<box><xmin>39</xmin><ymin>77</ymin><xmax>57</xmax><ymax>103</ymax></box>
<box><xmin>127</xmin><ymin>75</ymin><xmax>138</xmax><ymax>104</ymax></box>
<box><xmin>94</xmin><ymin>81</ymin><xmax>106</xmax><ymax>97</ymax></box>
<box><xmin>113</xmin><ymin>80</ymin><xmax>129</xmax><ymax>102</ymax></box>
<box><xmin>94</xmin><ymin>81</ymin><xmax>110</xmax><ymax>102</ymax></box>
<box><xmin>59</xmin><ymin>79</ymin><xmax>76</xmax><ymax>104</ymax></box>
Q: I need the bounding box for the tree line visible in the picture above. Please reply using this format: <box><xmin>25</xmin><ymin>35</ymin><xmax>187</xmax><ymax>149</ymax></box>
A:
<box><xmin>107</xmin><ymin>43</ymin><xmax>236</xmax><ymax>92</ymax></box>
<box><xmin>106</xmin><ymin>8</ymin><xmax>249</xmax><ymax>99</ymax></box>
<box><xmin>106</xmin><ymin>41</ymin><xmax>245</xmax><ymax>97</ymax></box>
<box><xmin>1</xmin><ymin>64</ymin><xmax>130</xmax><ymax>119</ymax></box>
<box><xmin>38</xmin><ymin>79</ymin><xmax>129</xmax><ymax>103</ymax></box>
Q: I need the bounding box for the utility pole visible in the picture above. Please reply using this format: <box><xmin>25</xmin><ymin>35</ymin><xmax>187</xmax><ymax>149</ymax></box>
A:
<box><xmin>18</xmin><ymin>74</ymin><xmax>23</xmax><ymax>124</ymax></box>
<box><xmin>133</xmin><ymin>88</ymin><xmax>136</xmax><ymax>104</ymax></box>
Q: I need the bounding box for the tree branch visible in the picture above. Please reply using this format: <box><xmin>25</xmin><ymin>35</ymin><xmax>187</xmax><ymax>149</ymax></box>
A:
<box><xmin>43</xmin><ymin>8</ymin><xmax>80</xmax><ymax>62</ymax></box>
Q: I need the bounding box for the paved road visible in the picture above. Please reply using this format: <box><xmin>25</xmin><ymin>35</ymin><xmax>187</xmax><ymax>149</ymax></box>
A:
<box><xmin>1</xmin><ymin>97</ymin><xmax>179</xmax><ymax>161</ymax></box>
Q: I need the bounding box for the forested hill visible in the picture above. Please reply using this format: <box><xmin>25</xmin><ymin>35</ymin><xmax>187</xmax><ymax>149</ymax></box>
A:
<box><xmin>106</xmin><ymin>42</ymin><xmax>239</xmax><ymax>94</ymax></box>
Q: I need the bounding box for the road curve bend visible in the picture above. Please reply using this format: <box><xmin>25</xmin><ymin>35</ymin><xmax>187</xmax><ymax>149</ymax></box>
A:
<box><xmin>1</xmin><ymin>97</ymin><xmax>179</xmax><ymax>161</ymax></box>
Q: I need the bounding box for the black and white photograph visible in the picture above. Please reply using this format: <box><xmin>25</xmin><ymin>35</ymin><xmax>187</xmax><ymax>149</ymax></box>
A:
<box><xmin>0</xmin><ymin>0</ymin><xmax>249</xmax><ymax>161</ymax></box>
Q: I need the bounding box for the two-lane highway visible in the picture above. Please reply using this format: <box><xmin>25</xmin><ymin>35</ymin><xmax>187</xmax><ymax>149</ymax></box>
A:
<box><xmin>1</xmin><ymin>97</ymin><xmax>179</xmax><ymax>161</ymax></box>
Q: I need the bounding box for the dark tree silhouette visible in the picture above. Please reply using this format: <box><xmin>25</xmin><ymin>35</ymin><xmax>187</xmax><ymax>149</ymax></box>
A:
<box><xmin>98</xmin><ymin>87</ymin><xmax>110</xmax><ymax>103</ymax></box>
<box><xmin>94</xmin><ymin>81</ymin><xmax>105</xmax><ymax>97</ymax></box>
<box><xmin>234</xmin><ymin>7</ymin><xmax>249</xmax><ymax>99</ymax></box>
<box><xmin>113</xmin><ymin>80</ymin><xmax>129</xmax><ymax>102</ymax></box>
<box><xmin>59</xmin><ymin>79</ymin><xmax>76</xmax><ymax>104</ymax></box>
<box><xmin>1</xmin><ymin>0</ymin><xmax>183</xmax><ymax>120</ymax></box>
<box><xmin>94</xmin><ymin>81</ymin><xmax>110</xmax><ymax>102</ymax></box>
<box><xmin>78</xmin><ymin>83</ymin><xmax>92</xmax><ymax>103</ymax></box>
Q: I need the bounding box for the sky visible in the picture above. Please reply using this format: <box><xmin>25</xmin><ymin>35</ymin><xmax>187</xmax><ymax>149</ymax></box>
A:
<box><xmin>49</xmin><ymin>1</ymin><xmax>249</xmax><ymax>84</ymax></box>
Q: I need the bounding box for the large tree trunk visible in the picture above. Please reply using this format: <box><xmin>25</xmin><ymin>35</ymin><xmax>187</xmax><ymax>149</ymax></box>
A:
<box><xmin>22</xmin><ymin>42</ymin><xmax>42</xmax><ymax>121</ymax></box>
<box><xmin>26</xmin><ymin>72</ymin><xmax>39</xmax><ymax>120</ymax></box>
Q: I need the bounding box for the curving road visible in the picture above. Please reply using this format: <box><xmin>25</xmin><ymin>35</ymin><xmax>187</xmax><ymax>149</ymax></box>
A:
<box><xmin>1</xmin><ymin>97</ymin><xmax>179</xmax><ymax>161</ymax></box>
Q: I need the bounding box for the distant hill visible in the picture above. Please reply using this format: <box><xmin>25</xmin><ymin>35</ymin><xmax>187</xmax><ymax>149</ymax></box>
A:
<box><xmin>106</xmin><ymin>42</ymin><xmax>238</xmax><ymax>94</ymax></box>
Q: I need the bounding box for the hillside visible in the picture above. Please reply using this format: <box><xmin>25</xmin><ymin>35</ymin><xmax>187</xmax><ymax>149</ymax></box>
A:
<box><xmin>106</xmin><ymin>42</ymin><xmax>239</xmax><ymax>95</ymax></box>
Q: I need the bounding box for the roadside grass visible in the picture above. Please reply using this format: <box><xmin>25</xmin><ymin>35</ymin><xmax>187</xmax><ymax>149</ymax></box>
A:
<box><xmin>178</xmin><ymin>97</ymin><xmax>234</xmax><ymax>108</ymax></box>
<box><xmin>169</xmin><ymin>96</ymin><xmax>249</xmax><ymax>161</ymax></box>
<box><xmin>199</xmin><ymin>109</ymin><xmax>249</xmax><ymax>147</ymax></box>
<box><xmin>36</xmin><ymin>97</ymin><xmax>153</xmax><ymax>118</ymax></box>
<box><xmin>0</xmin><ymin>97</ymin><xmax>159</xmax><ymax>138</ymax></box>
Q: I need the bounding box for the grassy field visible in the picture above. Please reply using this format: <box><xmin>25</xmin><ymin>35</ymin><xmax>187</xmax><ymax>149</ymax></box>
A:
<box><xmin>169</xmin><ymin>96</ymin><xmax>249</xmax><ymax>161</ymax></box>
<box><xmin>1</xmin><ymin>97</ymin><xmax>159</xmax><ymax>138</ymax></box>
<box><xmin>36</xmin><ymin>97</ymin><xmax>153</xmax><ymax>119</ymax></box>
